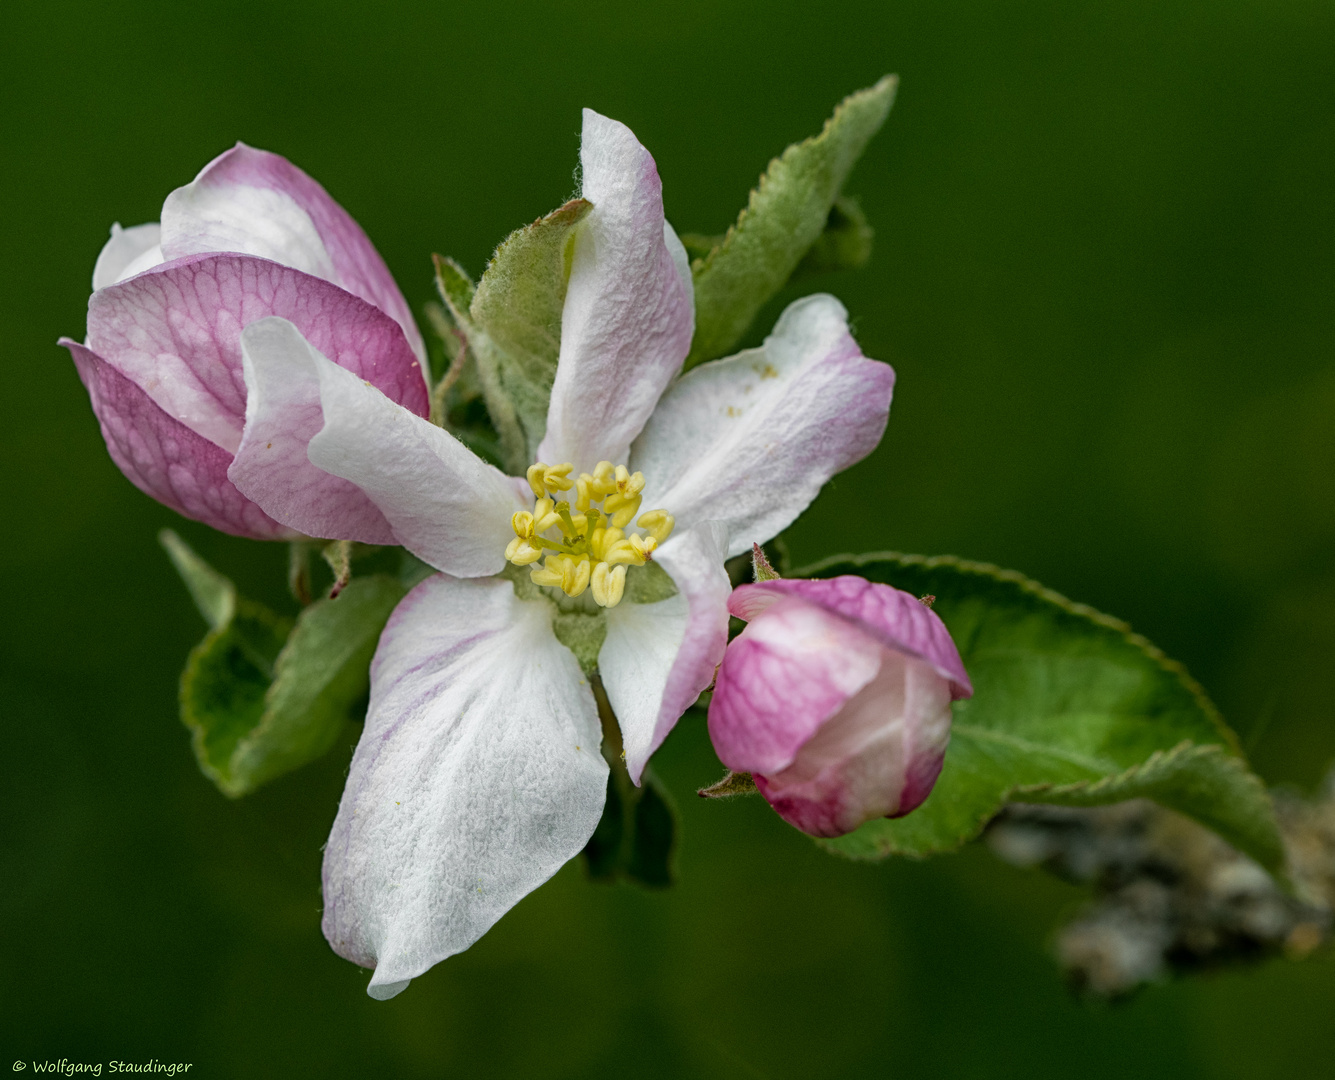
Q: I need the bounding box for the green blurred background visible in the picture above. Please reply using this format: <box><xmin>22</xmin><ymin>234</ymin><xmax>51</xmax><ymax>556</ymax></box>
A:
<box><xmin>4</xmin><ymin>0</ymin><xmax>1334</xmax><ymax>1075</ymax></box>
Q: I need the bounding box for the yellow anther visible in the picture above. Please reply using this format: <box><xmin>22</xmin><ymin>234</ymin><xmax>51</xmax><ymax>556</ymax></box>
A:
<box><xmin>589</xmin><ymin>526</ymin><xmax>623</xmax><ymax>561</ymax></box>
<box><xmin>605</xmin><ymin>493</ymin><xmax>642</xmax><ymax>529</ymax></box>
<box><xmin>532</xmin><ymin>497</ymin><xmax>560</xmax><ymax>533</ymax></box>
<box><xmin>591</xmin><ymin>562</ymin><xmax>627</xmax><ymax>607</ymax></box>
<box><xmin>590</xmin><ymin>461</ymin><xmax>617</xmax><ymax>495</ymax></box>
<box><xmin>565</xmin><ymin>556</ymin><xmax>591</xmax><ymax>597</ymax></box>
<box><xmin>627</xmin><ymin>533</ymin><xmax>657</xmax><ymax>561</ymax></box>
<box><xmin>511</xmin><ymin>460</ymin><xmax>669</xmax><ymax>602</ymax></box>
<box><xmin>505</xmin><ymin>537</ymin><xmax>544</xmax><ymax>565</ymax></box>
<box><xmin>602</xmin><ymin>538</ymin><xmax>644</xmax><ymax>567</ymax></box>
<box><xmin>636</xmin><ymin>510</ymin><xmax>674</xmax><ymax>544</ymax></box>
<box><xmin>526</xmin><ymin>463</ymin><xmax>548</xmax><ymax>498</ymax></box>
<box><xmin>526</xmin><ymin>461</ymin><xmax>575</xmax><ymax>497</ymax></box>
<box><xmin>529</xmin><ymin>559</ymin><xmax>566</xmax><ymax>588</ymax></box>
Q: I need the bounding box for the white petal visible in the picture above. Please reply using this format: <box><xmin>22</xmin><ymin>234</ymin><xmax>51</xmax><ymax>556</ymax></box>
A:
<box><xmin>631</xmin><ymin>294</ymin><xmax>894</xmax><ymax>559</ymax></box>
<box><xmin>536</xmin><ymin>110</ymin><xmax>694</xmax><ymax>470</ymax></box>
<box><xmin>307</xmin><ymin>352</ymin><xmax>527</xmax><ymax>576</ymax></box>
<box><xmin>321</xmin><ymin>574</ymin><xmax>607</xmax><ymax>997</ymax></box>
<box><xmin>663</xmin><ymin>219</ymin><xmax>694</xmax><ymax>320</ymax></box>
<box><xmin>161</xmin><ymin>170</ymin><xmax>336</xmax><ymax>282</ymax></box>
<box><xmin>230</xmin><ymin>318</ymin><xmax>398</xmax><ymax>543</ymax></box>
<box><xmin>599</xmin><ymin>521</ymin><xmax>731</xmax><ymax>783</ymax></box>
<box><xmin>92</xmin><ymin>222</ymin><xmax>164</xmax><ymax>291</ymax></box>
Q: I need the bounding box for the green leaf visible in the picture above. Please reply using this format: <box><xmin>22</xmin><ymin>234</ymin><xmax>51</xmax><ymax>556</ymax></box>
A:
<box><xmin>685</xmin><ymin>75</ymin><xmax>897</xmax><ymax>369</ymax></box>
<box><xmin>791</xmin><ymin>195</ymin><xmax>874</xmax><ymax>279</ymax></box>
<box><xmin>160</xmin><ymin>529</ymin><xmax>235</xmax><ymax>630</ymax></box>
<box><xmin>168</xmin><ymin>537</ymin><xmax>407</xmax><ymax>797</ymax></box>
<box><xmin>797</xmin><ymin>553</ymin><xmax>1286</xmax><ymax>874</ymax></box>
<box><xmin>436</xmin><ymin>199</ymin><xmax>592</xmax><ymax>473</ymax></box>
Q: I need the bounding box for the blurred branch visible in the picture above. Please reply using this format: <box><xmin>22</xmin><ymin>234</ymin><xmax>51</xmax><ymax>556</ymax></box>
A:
<box><xmin>986</xmin><ymin>768</ymin><xmax>1335</xmax><ymax>997</ymax></box>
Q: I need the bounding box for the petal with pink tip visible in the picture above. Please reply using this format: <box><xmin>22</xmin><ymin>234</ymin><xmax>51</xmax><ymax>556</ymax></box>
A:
<box><xmin>753</xmin><ymin>648</ymin><xmax>954</xmax><ymax>836</ymax></box>
<box><xmin>322</xmin><ymin>573</ymin><xmax>606</xmax><ymax>999</ymax></box>
<box><xmin>536</xmin><ymin>110</ymin><xmax>694</xmax><ymax>470</ymax></box>
<box><xmin>63</xmin><ymin>338</ymin><xmax>291</xmax><ymax>539</ymax></box>
<box><xmin>728</xmin><ymin>576</ymin><xmax>972</xmax><ymax>698</ymax></box>
<box><xmin>305</xmin><ymin>351</ymin><xmax>527</xmax><ymax>577</ymax></box>
<box><xmin>87</xmin><ymin>254</ymin><xmax>428</xmax><ymax>455</ymax></box>
<box><xmin>708</xmin><ymin>596</ymin><xmax>884</xmax><ymax>775</ymax></box>
<box><xmin>599</xmin><ymin>521</ymin><xmax>731</xmax><ymax>784</ymax></box>
<box><xmin>631</xmin><ymin>294</ymin><xmax>894</xmax><ymax>559</ymax></box>
<box><xmin>161</xmin><ymin>143</ymin><xmax>426</xmax><ymax>366</ymax></box>
<box><xmin>229</xmin><ymin>318</ymin><xmax>398</xmax><ymax>543</ymax></box>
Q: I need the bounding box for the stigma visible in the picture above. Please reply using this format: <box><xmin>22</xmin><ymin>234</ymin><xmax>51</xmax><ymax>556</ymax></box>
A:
<box><xmin>505</xmin><ymin>460</ymin><xmax>674</xmax><ymax>608</ymax></box>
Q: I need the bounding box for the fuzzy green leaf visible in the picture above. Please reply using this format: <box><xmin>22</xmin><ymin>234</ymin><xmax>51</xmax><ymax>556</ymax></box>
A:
<box><xmin>453</xmin><ymin>198</ymin><xmax>593</xmax><ymax>471</ymax></box>
<box><xmin>798</xmin><ymin>553</ymin><xmax>1286</xmax><ymax>874</ymax></box>
<box><xmin>169</xmin><ymin>538</ymin><xmax>406</xmax><ymax>797</ymax></box>
<box><xmin>685</xmin><ymin>75</ymin><xmax>897</xmax><ymax>369</ymax></box>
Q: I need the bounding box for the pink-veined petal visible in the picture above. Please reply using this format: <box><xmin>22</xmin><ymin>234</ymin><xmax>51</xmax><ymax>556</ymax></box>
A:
<box><xmin>87</xmin><ymin>254</ymin><xmax>428</xmax><ymax>455</ymax></box>
<box><xmin>322</xmin><ymin>573</ymin><xmax>607</xmax><ymax>999</ymax></box>
<box><xmin>305</xmin><ymin>352</ymin><xmax>527</xmax><ymax>576</ymax></box>
<box><xmin>229</xmin><ymin>318</ymin><xmax>398</xmax><ymax>543</ymax></box>
<box><xmin>631</xmin><ymin>294</ymin><xmax>894</xmax><ymax>559</ymax></box>
<box><xmin>728</xmin><ymin>576</ymin><xmax>973</xmax><ymax>698</ymax></box>
<box><xmin>160</xmin><ymin>143</ymin><xmax>426</xmax><ymax>366</ymax></box>
<box><xmin>536</xmin><ymin>110</ymin><xmax>694</xmax><ymax>470</ymax></box>
<box><xmin>63</xmin><ymin>338</ymin><xmax>291</xmax><ymax>539</ymax></box>
<box><xmin>599</xmin><ymin>521</ymin><xmax>731</xmax><ymax>783</ymax></box>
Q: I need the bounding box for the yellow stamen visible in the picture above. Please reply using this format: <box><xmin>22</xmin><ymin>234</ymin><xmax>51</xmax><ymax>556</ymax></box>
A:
<box><xmin>506</xmin><ymin>459</ymin><xmax>672</xmax><ymax>607</ymax></box>
<box><xmin>636</xmin><ymin>510</ymin><xmax>674</xmax><ymax>544</ymax></box>
<box><xmin>590</xmin><ymin>562</ymin><xmax>627</xmax><ymax>607</ymax></box>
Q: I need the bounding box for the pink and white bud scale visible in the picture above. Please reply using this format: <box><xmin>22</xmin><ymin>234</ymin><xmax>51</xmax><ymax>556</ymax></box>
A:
<box><xmin>708</xmin><ymin>576</ymin><xmax>972</xmax><ymax>837</ymax></box>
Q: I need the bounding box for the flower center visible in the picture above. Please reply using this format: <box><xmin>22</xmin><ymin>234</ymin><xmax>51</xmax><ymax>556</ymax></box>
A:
<box><xmin>504</xmin><ymin>460</ymin><xmax>675</xmax><ymax>608</ymax></box>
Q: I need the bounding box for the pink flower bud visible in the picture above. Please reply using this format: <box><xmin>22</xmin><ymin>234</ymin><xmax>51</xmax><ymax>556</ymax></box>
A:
<box><xmin>61</xmin><ymin>144</ymin><xmax>429</xmax><ymax>540</ymax></box>
<box><xmin>707</xmin><ymin>576</ymin><xmax>972</xmax><ymax>837</ymax></box>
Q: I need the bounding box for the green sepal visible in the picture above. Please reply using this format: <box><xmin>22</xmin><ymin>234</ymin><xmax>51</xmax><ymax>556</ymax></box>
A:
<box><xmin>685</xmin><ymin>75</ymin><xmax>897</xmax><ymax>369</ymax></box>
<box><xmin>435</xmin><ymin>200</ymin><xmax>592</xmax><ymax>474</ymax></box>
<box><xmin>798</xmin><ymin>553</ymin><xmax>1286</xmax><ymax>876</ymax></box>
<box><xmin>165</xmin><ymin>534</ymin><xmax>407</xmax><ymax>797</ymax></box>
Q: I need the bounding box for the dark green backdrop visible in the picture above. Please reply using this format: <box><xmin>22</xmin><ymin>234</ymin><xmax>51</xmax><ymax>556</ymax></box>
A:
<box><xmin>4</xmin><ymin>1</ymin><xmax>1334</xmax><ymax>1076</ymax></box>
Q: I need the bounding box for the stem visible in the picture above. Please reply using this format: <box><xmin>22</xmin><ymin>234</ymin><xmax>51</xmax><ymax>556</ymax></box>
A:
<box><xmin>428</xmin><ymin>340</ymin><xmax>468</xmax><ymax>428</ymax></box>
<box><xmin>287</xmin><ymin>540</ymin><xmax>313</xmax><ymax>606</ymax></box>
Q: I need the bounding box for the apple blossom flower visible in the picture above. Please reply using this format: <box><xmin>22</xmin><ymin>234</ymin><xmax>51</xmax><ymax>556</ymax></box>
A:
<box><xmin>60</xmin><ymin>145</ymin><xmax>429</xmax><ymax>539</ymax></box>
<box><xmin>226</xmin><ymin>109</ymin><xmax>895</xmax><ymax>997</ymax></box>
<box><xmin>709</xmin><ymin>576</ymin><xmax>973</xmax><ymax>837</ymax></box>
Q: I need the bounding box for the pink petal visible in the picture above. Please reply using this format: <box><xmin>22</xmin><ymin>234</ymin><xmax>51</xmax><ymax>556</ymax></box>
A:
<box><xmin>161</xmin><ymin>143</ymin><xmax>426</xmax><ymax>366</ymax></box>
<box><xmin>229</xmin><ymin>318</ymin><xmax>398</xmax><ymax>544</ymax></box>
<box><xmin>753</xmin><ymin>648</ymin><xmax>954</xmax><ymax>837</ymax></box>
<box><xmin>728</xmin><ymin>576</ymin><xmax>973</xmax><ymax>698</ymax></box>
<box><xmin>599</xmin><ymin>521</ymin><xmax>732</xmax><ymax>784</ymax></box>
<box><xmin>708</xmin><ymin>597</ymin><xmax>884</xmax><ymax>774</ymax></box>
<box><xmin>87</xmin><ymin>254</ymin><xmax>428</xmax><ymax>455</ymax></box>
<box><xmin>632</xmin><ymin>294</ymin><xmax>894</xmax><ymax>559</ymax></box>
<box><xmin>63</xmin><ymin>338</ymin><xmax>291</xmax><ymax>539</ymax></box>
<box><xmin>536</xmin><ymin>111</ymin><xmax>694</xmax><ymax>470</ymax></box>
